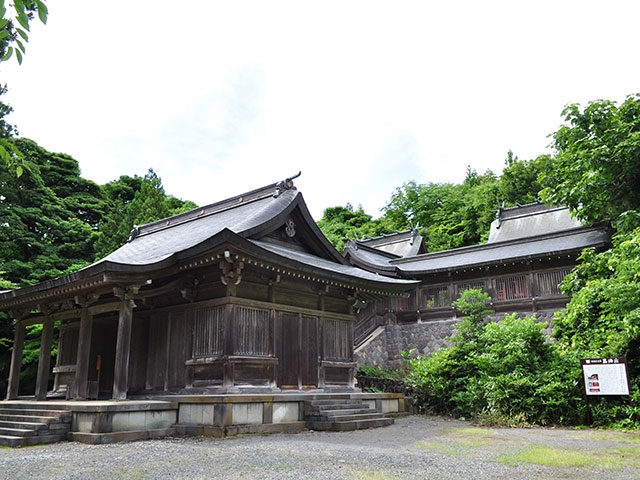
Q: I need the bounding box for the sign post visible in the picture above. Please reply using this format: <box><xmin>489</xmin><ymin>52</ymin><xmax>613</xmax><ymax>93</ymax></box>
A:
<box><xmin>580</xmin><ymin>357</ymin><xmax>632</xmax><ymax>425</ymax></box>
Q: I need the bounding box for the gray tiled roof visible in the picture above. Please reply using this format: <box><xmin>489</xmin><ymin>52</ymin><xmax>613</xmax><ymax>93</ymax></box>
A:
<box><xmin>253</xmin><ymin>240</ymin><xmax>414</xmax><ymax>288</ymax></box>
<box><xmin>392</xmin><ymin>226</ymin><xmax>610</xmax><ymax>275</ymax></box>
<box><xmin>350</xmin><ymin>230</ymin><xmax>426</xmax><ymax>258</ymax></box>
<box><xmin>0</xmin><ymin>177</ymin><xmax>416</xmax><ymax>307</ymax></box>
<box><xmin>103</xmin><ymin>184</ymin><xmax>299</xmax><ymax>266</ymax></box>
<box><xmin>488</xmin><ymin>204</ymin><xmax>582</xmax><ymax>243</ymax></box>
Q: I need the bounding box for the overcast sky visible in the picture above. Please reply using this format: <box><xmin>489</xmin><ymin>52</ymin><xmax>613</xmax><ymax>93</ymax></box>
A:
<box><xmin>2</xmin><ymin>1</ymin><xmax>639</xmax><ymax>219</ymax></box>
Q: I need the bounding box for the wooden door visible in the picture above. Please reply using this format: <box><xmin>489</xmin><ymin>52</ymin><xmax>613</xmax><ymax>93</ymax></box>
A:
<box><xmin>277</xmin><ymin>313</ymin><xmax>299</xmax><ymax>388</ymax></box>
<box><xmin>300</xmin><ymin>315</ymin><xmax>318</xmax><ymax>388</ymax></box>
<box><xmin>276</xmin><ymin>313</ymin><xmax>318</xmax><ymax>389</ymax></box>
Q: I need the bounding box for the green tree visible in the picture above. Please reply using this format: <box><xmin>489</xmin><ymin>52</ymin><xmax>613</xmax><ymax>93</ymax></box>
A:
<box><xmin>94</xmin><ymin>169</ymin><xmax>197</xmax><ymax>259</ymax></box>
<box><xmin>381</xmin><ymin>168</ymin><xmax>499</xmax><ymax>252</ymax></box>
<box><xmin>0</xmin><ymin>0</ymin><xmax>48</xmax><ymax>64</ymax></box>
<box><xmin>406</xmin><ymin>288</ymin><xmax>583</xmax><ymax>425</ymax></box>
<box><xmin>0</xmin><ymin>0</ymin><xmax>48</xmax><ymax>175</ymax></box>
<box><xmin>0</xmin><ymin>83</ymin><xmax>18</xmax><ymax>138</ymax></box>
<box><xmin>540</xmin><ymin>94</ymin><xmax>640</xmax><ymax>223</ymax></box>
<box><xmin>316</xmin><ymin>203</ymin><xmax>395</xmax><ymax>252</ymax></box>
<box><xmin>554</xmin><ymin>227</ymin><xmax>640</xmax><ymax>372</ymax></box>
<box><xmin>498</xmin><ymin>151</ymin><xmax>544</xmax><ymax>206</ymax></box>
<box><xmin>0</xmin><ymin>138</ymin><xmax>105</xmax><ymax>285</ymax></box>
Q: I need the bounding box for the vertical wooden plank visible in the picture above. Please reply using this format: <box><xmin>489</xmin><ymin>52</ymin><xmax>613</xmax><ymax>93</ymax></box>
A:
<box><xmin>74</xmin><ymin>308</ymin><xmax>93</xmax><ymax>399</ymax></box>
<box><xmin>35</xmin><ymin>317</ymin><xmax>54</xmax><ymax>400</ymax></box>
<box><xmin>6</xmin><ymin>320</ymin><xmax>25</xmax><ymax>400</ymax></box>
<box><xmin>167</xmin><ymin>310</ymin><xmax>192</xmax><ymax>389</ymax></box>
<box><xmin>128</xmin><ymin>317</ymin><xmax>148</xmax><ymax>391</ymax></box>
<box><xmin>301</xmin><ymin>315</ymin><xmax>318</xmax><ymax>387</ymax></box>
<box><xmin>223</xmin><ymin>303</ymin><xmax>234</xmax><ymax>387</ymax></box>
<box><xmin>277</xmin><ymin>312</ymin><xmax>299</xmax><ymax>388</ymax></box>
<box><xmin>146</xmin><ymin>313</ymin><xmax>168</xmax><ymax>390</ymax></box>
<box><xmin>112</xmin><ymin>296</ymin><xmax>135</xmax><ymax>400</ymax></box>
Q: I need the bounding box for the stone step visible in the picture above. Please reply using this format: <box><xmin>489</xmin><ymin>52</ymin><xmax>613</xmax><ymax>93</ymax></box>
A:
<box><xmin>307</xmin><ymin>417</ymin><xmax>394</xmax><ymax>432</ymax></box>
<box><xmin>0</xmin><ymin>426</ymin><xmax>38</xmax><ymax>437</ymax></box>
<box><xmin>304</xmin><ymin>399</ymin><xmax>395</xmax><ymax>432</ymax></box>
<box><xmin>304</xmin><ymin>403</ymin><xmax>370</xmax><ymax>414</ymax></box>
<box><xmin>0</xmin><ymin>419</ymin><xmax>48</xmax><ymax>432</ymax></box>
<box><xmin>320</xmin><ymin>412</ymin><xmax>388</xmax><ymax>423</ymax></box>
<box><xmin>306</xmin><ymin>407</ymin><xmax>378</xmax><ymax>418</ymax></box>
<box><xmin>0</xmin><ymin>433</ymin><xmax>68</xmax><ymax>448</ymax></box>
<box><xmin>0</xmin><ymin>434</ymin><xmax>25</xmax><ymax>448</ymax></box>
<box><xmin>0</xmin><ymin>404</ymin><xmax>72</xmax><ymax>447</ymax></box>
<box><xmin>0</xmin><ymin>413</ymin><xmax>70</xmax><ymax>425</ymax></box>
<box><xmin>0</xmin><ymin>408</ymin><xmax>70</xmax><ymax>417</ymax></box>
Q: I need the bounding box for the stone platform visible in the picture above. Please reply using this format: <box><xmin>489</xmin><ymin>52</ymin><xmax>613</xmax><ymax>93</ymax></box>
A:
<box><xmin>1</xmin><ymin>392</ymin><xmax>411</xmax><ymax>446</ymax></box>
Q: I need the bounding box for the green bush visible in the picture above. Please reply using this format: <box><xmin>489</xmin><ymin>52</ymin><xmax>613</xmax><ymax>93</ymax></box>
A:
<box><xmin>405</xmin><ymin>306</ymin><xmax>585</xmax><ymax>426</ymax></box>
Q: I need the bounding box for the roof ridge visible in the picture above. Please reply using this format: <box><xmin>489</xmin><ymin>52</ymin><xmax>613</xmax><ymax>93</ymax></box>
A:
<box><xmin>390</xmin><ymin>223</ymin><xmax>604</xmax><ymax>265</ymax></box>
<box><xmin>128</xmin><ymin>177</ymin><xmax>299</xmax><ymax>241</ymax></box>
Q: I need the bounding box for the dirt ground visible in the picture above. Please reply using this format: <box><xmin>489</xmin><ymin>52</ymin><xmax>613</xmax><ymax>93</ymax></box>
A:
<box><xmin>2</xmin><ymin>415</ymin><xmax>640</xmax><ymax>479</ymax></box>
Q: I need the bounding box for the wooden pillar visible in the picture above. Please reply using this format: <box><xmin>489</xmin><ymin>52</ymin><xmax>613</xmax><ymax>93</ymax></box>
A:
<box><xmin>35</xmin><ymin>317</ymin><xmax>55</xmax><ymax>400</ymax></box>
<box><xmin>74</xmin><ymin>308</ymin><xmax>93</xmax><ymax>399</ymax></box>
<box><xmin>112</xmin><ymin>288</ymin><xmax>136</xmax><ymax>400</ymax></box>
<box><xmin>6</xmin><ymin>319</ymin><xmax>26</xmax><ymax>400</ymax></box>
<box><xmin>223</xmin><ymin>303</ymin><xmax>234</xmax><ymax>388</ymax></box>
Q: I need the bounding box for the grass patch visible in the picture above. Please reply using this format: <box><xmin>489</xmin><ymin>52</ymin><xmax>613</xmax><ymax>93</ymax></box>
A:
<box><xmin>588</xmin><ymin>430</ymin><xmax>640</xmax><ymax>444</ymax></box>
<box><xmin>500</xmin><ymin>444</ymin><xmax>640</xmax><ymax>470</ymax></box>
<box><xmin>500</xmin><ymin>445</ymin><xmax>592</xmax><ymax>468</ymax></box>
<box><xmin>349</xmin><ymin>472</ymin><xmax>403</xmax><ymax>480</ymax></box>
<box><xmin>415</xmin><ymin>440</ymin><xmax>462</xmax><ymax>455</ymax></box>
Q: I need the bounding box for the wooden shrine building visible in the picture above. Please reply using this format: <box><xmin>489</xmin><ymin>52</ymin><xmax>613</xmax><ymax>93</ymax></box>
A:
<box><xmin>1</xmin><ymin>175</ymin><xmax>416</xmax><ymax>401</ymax></box>
<box><xmin>346</xmin><ymin>203</ymin><xmax>612</xmax><ymax>360</ymax></box>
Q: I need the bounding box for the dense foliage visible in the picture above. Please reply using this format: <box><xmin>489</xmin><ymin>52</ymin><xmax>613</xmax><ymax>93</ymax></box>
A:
<box><xmin>0</xmin><ymin>139</ymin><xmax>196</xmax><ymax>394</ymax></box>
<box><xmin>94</xmin><ymin>169</ymin><xmax>197</xmax><ymax>259</ymax></box>
<box><xmin>318</xmin><ymin>158</ymin><xmax>542</xmax><ymax>253</ymax></box>
<box><xmin>315</xmin><ymin>204</ymin><xmax>396</xmax><ymax>252</ymax></box>
<box><xmin>0</xmin><ymin>138</ymin><xmax>104</xmax><ymax>285</ymax></box>
<box><xmin>403</xmin><ymin>95</ymin><xmax>640</xmax><ymax>429</ymax></box>
<box><xmin>540</xmin><ymin>94</ymin><xmax>640</xmax><ymax>224</ymax></box>
<box><xmin>405</xmin><ymin>290</ymin><xmax>584</xmax><ymax>426</ymax></box>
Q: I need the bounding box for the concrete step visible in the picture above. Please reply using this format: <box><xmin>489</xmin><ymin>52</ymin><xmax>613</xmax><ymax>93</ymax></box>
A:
<box><xmin>307</xmin><ymin>417</ymin><xmax>394</xmax><ymax>432</ymax></box>
<box><xmin>0</xmin><ymin>404</ymin><xmax>72</xmax><ymax>447</ymax></box>
<box><xmin>304</xmin><ymin>399</ymin><xmax>395</xmax><ymax>432</ymax></box>
<box><xmin>0</xmin><ymin>413</ymin><xmax>70</xmax><ymax>424</ymax></box>
<box><xmin>322</xmin><ymin>412</ymin><xmax>389</xmax><ymax>422</ymax></box>
<box><xmin>0</xmin><ymin>426</ymin><xmax>38</xmax><ymax>437</ymax></box>
<box><xmin>309</xmin><ymin>406</ymin><xmax>377</xmax><ymax>415</ymax></box>
<box><xmin>0</xmin><ymin>433</ymin><xmax>68</xmax><ymax>448</ymax></box>
<box><xmin>0</xmin><ymin>408</ymin><xmax>70</xmax><ymax>417</ymax></box>
<box><xmin>304</xmin><ymin>403</ymin><xmax>370</xmax><ymax>414</ymax></box>
<box><xmin>0</xmin><ymin>419</ymin><xmax>48</xmax><ymax>432</ymax></box>
<box><xmin>0</xmin><ymin>434</ymin><xmax>25</xmax><ymax>447</ymax></box>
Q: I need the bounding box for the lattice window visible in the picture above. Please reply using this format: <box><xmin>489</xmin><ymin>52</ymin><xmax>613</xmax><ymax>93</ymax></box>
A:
<box><xmin>455</xmin><ymin>281</ymin><xmax>486</xmax><ymax>299</ymax></box>
<box><xmin>323</xmin><ymin>319</ymin><xmax>351</xmax><ymax>361</ymax></box>
<box><xmin>421</xmin><ymin>286</ymin><xmax>450</xmax><ymax>308</ymax></box>
<box><xmin>537</xmin><ymin>269</ymin><xmax>570</xmax><ymax>297</ymax></box>
<box><xmin>234</xmin><ymin>306</ymin><xmax>270</xmax><ymax>356</ymax></box>
<box><xmin>495</xmin><ymin>275</ymin><xmax>529</xmax><ymax>301</ymax></box>
<box><xmin>193</xmin><ymin>306</ymin><xmax>224</xmax><ymax>357</ymax></box>
<box><xmin>395</xmin><ymin>295</ymin><xmax>411</xmax><ymax>311</ymax></box>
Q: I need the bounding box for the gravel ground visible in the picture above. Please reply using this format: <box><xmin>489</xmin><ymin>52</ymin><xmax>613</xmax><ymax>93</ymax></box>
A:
<box><xmin>2</xmin><ymin>415</ymin><xmax>640</xmax><ymax>480</ymax></box>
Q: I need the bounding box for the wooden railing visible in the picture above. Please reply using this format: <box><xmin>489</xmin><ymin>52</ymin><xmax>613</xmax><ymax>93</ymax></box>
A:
<box><xmin>354</xmin><ymin>304</ymin><xmax>387</xmax><ymax>349</ymax></box>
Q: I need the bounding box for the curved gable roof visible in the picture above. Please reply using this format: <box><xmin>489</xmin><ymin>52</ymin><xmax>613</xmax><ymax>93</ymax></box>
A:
<box><xmin>0</xmin><ymin>175</ymin><xmax>415</xmax><ymax>309</ymax></box>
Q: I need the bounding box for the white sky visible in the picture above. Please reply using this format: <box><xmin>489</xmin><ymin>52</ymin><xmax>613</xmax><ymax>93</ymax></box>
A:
<box><xmin>2</xmin><ymin>1</ymin><xmax>639</xmax><ymax>219</ymax></box>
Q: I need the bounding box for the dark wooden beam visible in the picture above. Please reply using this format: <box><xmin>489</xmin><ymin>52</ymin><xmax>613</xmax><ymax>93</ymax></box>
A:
<box><xmin>35</xmin><ymin>317</ymin><xmax>54</xmax><ymax>400</ymax></box>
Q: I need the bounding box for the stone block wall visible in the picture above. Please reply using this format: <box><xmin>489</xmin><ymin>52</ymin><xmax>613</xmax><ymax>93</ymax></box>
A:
<box><xmin>355</xmin><ymin>310</ymin><xmax>558</xmax><ymax>370</ymax></box>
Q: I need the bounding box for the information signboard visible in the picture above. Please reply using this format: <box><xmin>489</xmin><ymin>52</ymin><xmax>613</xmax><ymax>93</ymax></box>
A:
<box><xmin>581</xmin><ymin>357</ymin><xmax>630</xmax><ymax>396</ymax></box>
